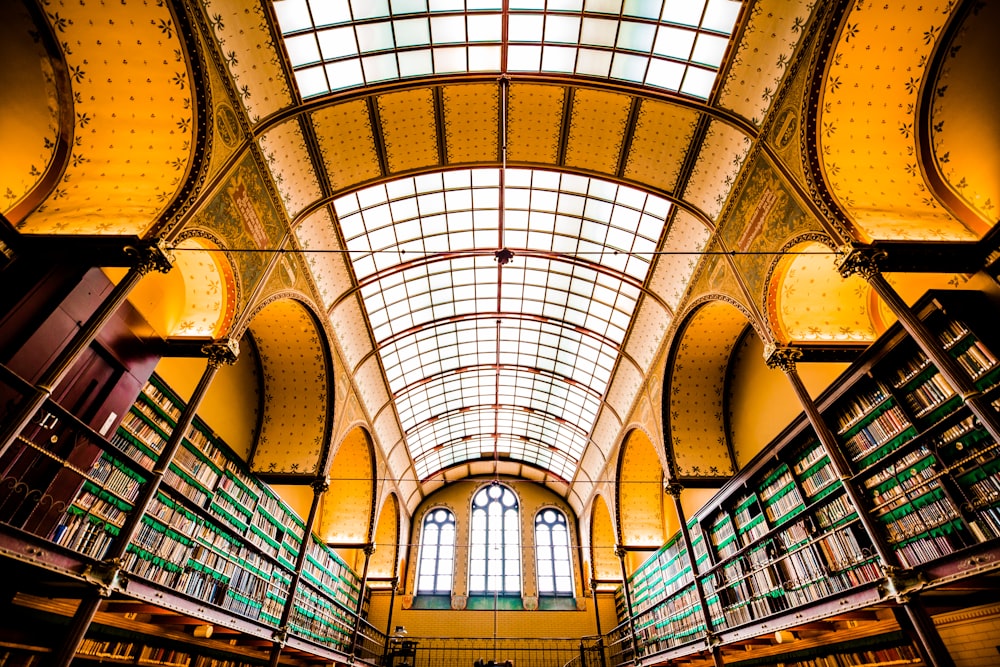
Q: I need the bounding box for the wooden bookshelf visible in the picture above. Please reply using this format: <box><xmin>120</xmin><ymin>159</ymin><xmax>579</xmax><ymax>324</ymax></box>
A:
<box><xmin>617</xmin><ymin>291</ymin><xmax>1000</xmax><ymax>664</ymax></box>
<box><xmin>36</xmin><ymin>374</ymin><xmax>365</xmax><ymax>653</ymax></box>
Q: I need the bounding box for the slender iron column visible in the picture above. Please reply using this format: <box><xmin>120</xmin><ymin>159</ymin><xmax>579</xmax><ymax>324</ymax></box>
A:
<box><xmin>664</xmin><ymin>483</ymin><xmax>724</xmax><ymax>667</ymax></box>
<box><xmin>591</xmin><ymin>579</ymin><xmax>608</xmax><ymax>667</ymax></box>
<box><xmin>349</xmin><ymin>543</ymin><xmax>376</xmax><ymax>656</ymax></box>
<box><xmin>49</xmin><ymin>339</ymin><xmax>238</xmax><ymax>667</ymax></box>
<box><xmin>268</xmin><ymin>476</ymin><xmax>329</xmax><ymax>667</ymax></box>
<box><xmin>614</xmin><ymin>545</ymin><xmax>642</xmax><ymax>662</ymax></box>
<box><xmin>766</xmin><ymin>346</ymin><xmax>955</xmax><ymax>667</ymax></box>
<box><xmin>381</xmin><ymin>577</ymin><xmax>399</xmax><ymax>666</ymax></box>
<box><xmin>0</xmin><ymin>241</ymin><xmax>173</xmax><ymax>461</ymax></box>
<box><xmin>837</xmin><ymin>245</ymin><xmax>1000</xmax><ymax>441</ymax></box>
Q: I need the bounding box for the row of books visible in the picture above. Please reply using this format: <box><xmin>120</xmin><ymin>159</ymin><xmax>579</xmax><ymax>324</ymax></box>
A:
<box><xmin>50</xmin><ymin>510</ymin><xmax>117</xmax><ymax>558</ymax></box>
<box><xmin>834</xmin><ymin>384</ymin><xmax>889</xmax><ymax>434</ymax></box>
<box><xmin>954</xmin><ymin>339</ymin><xmax>997</xmax><ymax>378</ymax></box>
<box><xmin>895</xmin><ymin>524</ymin><xmax>966</xmax><ymax>568</ymax></box>
<box><xmin>783</xmin><ymin>644</ymin><xmax>920</xmax><ymax>666</ymax></box>
<box><xmin>843</xmin><ymin>405</ymin><xmax>911</xmax><ymax>463</ymax></box>
<box><xmin>173</xmin><ymin>445</ymin><xmax>221</xmax><ymax>491</ymax></box>
<box><xmin>141</xmin><ymin>381</ymin><xmax>183</xmax><ymax>422</ymax></box>
<box><xmin>867</xmin><ymin>460</ymin><xmax>938</xmax><ymax>509</ymax></box>
<box><xmin>890</xmin><ymin>350</ymin><xmax>930</xmax><ymax>389</ymax></box>
<box><xmin>90</xmin><ymin>454</ymin><xmax>143</xmax><ymax>503</ymax></box>
<box><xmin>879</xmin><ymin>490</ymin><xmax>958</xmax><ymax>543</ymax></box>
<box><xmin>903</xmin><ymin>373</ymin><xmax>955</xmax><ymax>416</ymax></box>
<box><xmin>801</xmin><ymin>459</ymin><xmax>836</xmax><ymax>497</ymax></box>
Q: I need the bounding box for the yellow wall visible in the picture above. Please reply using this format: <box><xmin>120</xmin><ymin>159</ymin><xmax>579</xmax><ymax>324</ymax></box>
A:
<box><xmin>371</xmin><ymin>477</ymin><xmax>597</xmax><ymax>638</ymax></box>
<box><xmin>934</xmin><ymin>603</ymin><xmax>1000</xmax><ymax>666</ymax></box>
<box><xmin>727</xmin><ymin>331</ymin><xmax>847</xmax><ymax>468</ymax></box>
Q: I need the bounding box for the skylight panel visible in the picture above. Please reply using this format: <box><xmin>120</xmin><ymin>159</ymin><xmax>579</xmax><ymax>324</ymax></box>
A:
<box><xmin>275</xmin><ymin>0</ymin><xmax>737</xmax><ymax>99</ymax></box>
<box><xmin>334</xmin><ymin>168</ymin><xmax>673</xmax><ymax>480</ymax></box>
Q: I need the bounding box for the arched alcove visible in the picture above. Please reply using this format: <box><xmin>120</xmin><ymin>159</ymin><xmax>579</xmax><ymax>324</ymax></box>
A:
<box><xmin>816</xmin><ymin>2</ymin><xmax>989</xmax><ymax>241</ymax></box>
<box><xmin>616</xmin><ymin>429</ymin><xmax>667</xmax><ymax>552</ymax></box>
<box><xmin>664</xmin><ymin>299</ymin><xmax>749</xmax><ymax>481</ymax></box>
<box><xmin>590</xmin><ymin>495</ymin><xmax>619</xmax><ymax>582</ymax></box>
<box><xmin>115</xmin><ymin>237</ymin><xmax>237</xmax><ymax>339</ymax></box>
<box><xmin>245</xmin><ymin>298</ymin><xmax>332</xmax><ymax>477</ymax></box>
<box><xmin>767</xmin><ymin>240</ymin><xmax>881</xmax><ymax>346</ymax></box>
<box><xmin>321</xmin><ymin>426</ymin><xmax>376</xmax><ymax>556</ymax></box>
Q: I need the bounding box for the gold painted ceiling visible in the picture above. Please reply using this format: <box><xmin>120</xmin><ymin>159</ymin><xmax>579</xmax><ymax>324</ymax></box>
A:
<box><xmin>4</xmin><ymin>0</ymin><xmax>994</xmax><ymax>514</ymax></box>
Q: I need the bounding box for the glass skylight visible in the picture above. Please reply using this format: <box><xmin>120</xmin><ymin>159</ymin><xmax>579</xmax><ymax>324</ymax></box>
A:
<box><xmin>274</xmin><ymin>0</ymin><xmax>740</xmax><ymax>99</ymax></box>
<box><xmin>333</xmin><ymin>168</ymin><xmax>671</xmax><ymax>481</ymax></box>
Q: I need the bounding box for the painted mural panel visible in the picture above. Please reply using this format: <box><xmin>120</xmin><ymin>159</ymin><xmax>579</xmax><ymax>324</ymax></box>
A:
<box><xmin>190</xmin><ymin>154</ymin><xmax>286</xmax><ymax>313</ymax></box>
<box><xmin>718</xmin><ymin>154</ymin><xmax>823</xmax><ymax>302</ymax></box>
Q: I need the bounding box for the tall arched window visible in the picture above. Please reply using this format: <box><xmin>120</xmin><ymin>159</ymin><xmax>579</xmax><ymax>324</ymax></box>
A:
<box><xmin>469</xmin><ymin>484</ymin><xmax>520</xmax><ymax>595</ymax></box>
<box><xmin>535</xmin><ymin>508</ymin><xmax>573</xmax><ymax>595</ymax></box>
<box><xmin>416</xmin><ymin>508</ymin><xmax>456</xmax><ymax>595</ymax></box>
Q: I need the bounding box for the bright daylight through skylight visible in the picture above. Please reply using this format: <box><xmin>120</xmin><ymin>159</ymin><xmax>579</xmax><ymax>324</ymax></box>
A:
<box><xmin>333</xmin><ymin>168</ymin><xmax>672</xmax><ymax>480</ymax></box>
<box><xmin>274</xmin><ymin>0</ymin><xmax>740</xmax><ymax>100</ymax></box>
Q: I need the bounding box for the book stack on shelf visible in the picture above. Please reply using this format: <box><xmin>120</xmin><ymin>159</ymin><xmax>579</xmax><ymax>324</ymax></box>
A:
<box><xmin>291</xmin><ymin>538</ymin><xmax>364</xmax><ymax>649</ymax></box>
<box><xmin>39</xmin><ymin>374</ymin><xmax>366</xmax><ymax>651</ymax></box>
<box><xmin>137</xmin><ymin>647</ymin><xmax>191</xmax><ymax>667</ymax></box>
<box><xmin>77</xmin><ymin>639</ymin><xmax>137</xmax><ymax>662</ymax></box>
<box><xmin>50</xmin><ymin>452</ymin><xmax>144</xmax><ymax>559</ymax></box>
<box><xmin>613</xmin><ymin>292</ymin><xmax>1000</xmax><ymax>663</ymax></box>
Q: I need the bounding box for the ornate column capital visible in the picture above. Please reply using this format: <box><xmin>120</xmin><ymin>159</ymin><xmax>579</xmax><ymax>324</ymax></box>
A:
<box><xmin>764</xmin><ymin>345</ymin><xmax>803</xmax><ymax>373</ymax></box>
<box><xmin>663</xmin><ymin>481</ymin><xmax>684</xmax><ymax>498</ymax></box>
<box><xmin>835</xmin><ymin>244</ymin><xmax>887</xmax><ymax>280</ymax></box>
<box><xmin>125</xmin><ymin>238</ymin><xmax>175</xmax><ymax>275</ymax></box>
<box><xmin>202</xmin><ymin>338</ymin><xmax>240</xmax><ymax>367</ymax></box>
<box><xmin>614</xmin><ymin>545</ymin><xmax>628</xmax><ymax>560</ymax></box>
<box><xmin>312</xmin><ymin>476</ymin><xmax>331</xmax><ymax>494</ymax></box>
<box><xmin>363</xmin><ymin>543</ymin><xmax>377</xmax><ymax>557</ymax></box>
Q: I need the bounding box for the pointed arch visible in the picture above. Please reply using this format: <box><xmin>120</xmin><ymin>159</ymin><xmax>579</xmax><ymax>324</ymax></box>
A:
<box><xmin>590</xmin><ymin>494</ymin><xmax>619</xmax><ymax>583</ymax></box>
<box><xmin>616</xmin><ymin>429</ymin><xmax>667</xmax><ymax>550</ymax></box>
<box><xmin>370</xmin><ymin>492</ymin><xmax>401</xmax><ymax>581</ymax></box>
<box><xmin>663</xmin><ymin>298</ymin><xmax>750</xmax><ymax>481</ymax></box>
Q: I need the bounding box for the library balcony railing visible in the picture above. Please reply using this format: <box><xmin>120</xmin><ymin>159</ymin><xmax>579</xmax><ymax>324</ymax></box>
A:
<box><xmin>603</xmin><ymin>618</ymin><xmax>636</xmax><ymax>667</ymax></box>
<box><xmin>557</xmin><ymin>636</ymin><xmax>606</xmax><ymax>667</ymax></box>
<box><xmin>0</xmin><ymin>364</ymin><xmax>371</xmax><ymax>663</ymax></box>
<box><xmin>382</xmin><ymin>636</ymin><xmax>585</xmax><ymax>667</ymax></box>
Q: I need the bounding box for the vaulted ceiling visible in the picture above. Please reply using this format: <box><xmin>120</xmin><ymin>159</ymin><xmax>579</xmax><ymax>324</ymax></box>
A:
<box><xmin>4</xmin><ymin>0</ymin><xmax>996</xmax><ymax>516</ymax></box>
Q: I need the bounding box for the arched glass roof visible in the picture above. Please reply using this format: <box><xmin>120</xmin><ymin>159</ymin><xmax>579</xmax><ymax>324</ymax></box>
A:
<box><xmin>333</xmin><ymin>167</ymin><xmax>671</xmax><ymax>480</ymax></box>
<box><xmin>274</xmin><ymin>0</ymin><xmax>741</xmax><ymax>100</ymax></box>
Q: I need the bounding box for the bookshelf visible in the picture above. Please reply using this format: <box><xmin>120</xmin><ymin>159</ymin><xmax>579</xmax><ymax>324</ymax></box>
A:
<box><xmin>41</xmin><ymin>374</ymin><xmax>365</xmax><ymax>653</ymax></box>
<box><xmin>616</xmin><ymin>291</ymin><xmax>1000</xmax><ymax>663</ymax></box>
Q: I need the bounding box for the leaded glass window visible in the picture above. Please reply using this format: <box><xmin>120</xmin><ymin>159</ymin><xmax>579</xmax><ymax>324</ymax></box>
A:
<box><xmin>535</xmin><ymin>508</ymin><xmax>573</xmax><ymax>595</ymax></box>
<box><xmin>469</xmin><ymin>484</ymin><xmax>521</xmax><ymax>594</ymax></box>
<box><xmin>416</xmin><ymin>507</ymin><xmax>456</xmax><ymax>594</ymax></box>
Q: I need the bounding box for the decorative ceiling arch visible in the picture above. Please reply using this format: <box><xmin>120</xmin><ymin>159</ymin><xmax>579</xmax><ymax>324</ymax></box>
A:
<box><xmin>616</xmin><ymin>428</ymin><xmax>666</xmax><ymax>549</ymax></box>
<box><xmin>664</xmin><ymin>298</ymin><xmax>749</xmax><ymax>481</ymax></box>
<box><xmin>924</xmin><ymin>1</ymin><xmax>1000</xmax><ymax>228</ymax></box>
<box><xmin>246</xmin><ymin>297</ymin><xmax>332</xmax><ymax>476</ymax></box>
<box><xmin>12</xmin><ymin>0</ymin><xmax>199</xmax><ymax>236</ymax></box>
<box><xmin>332</xmin><ymin>167</ymin><xmax>673</xmax><ymax>486</ymax></box>
<box><xmin>766</xmin><ymin>240</ymin><xmax>882</xmax><ymax>346</ymax></box>
<box><xmin>0</xmin><ymin>1</ymin><xmax>68</xmax><ymax>224</ymax></box>
<box><xmin>319</xmin><ymin>426</ymin><xmax>376</xmax><ymax>545</ymax></box>
<box><xmin>114</xmin><ymin>236</ymin><xmax>236</xmax><ymax>339</ymax></box>
<box><xmin>816</xmin><ymin>0</ymin><xmax>984</xmax><ymax>241</ymax></box>
<box><xmin>369</xmin><ymin>492</ymin><xmax>401</xmax><ymax>580</ymax></box>
<box><xmin>590</xmin><ymin>494</ymin><xmax>619</xmax><ymax>583</ymax></box>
